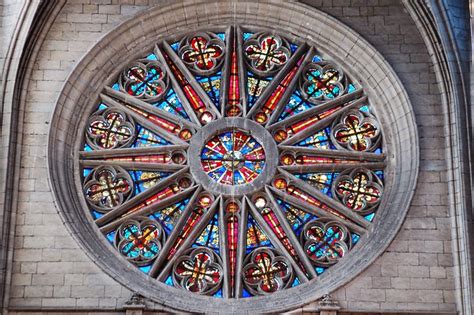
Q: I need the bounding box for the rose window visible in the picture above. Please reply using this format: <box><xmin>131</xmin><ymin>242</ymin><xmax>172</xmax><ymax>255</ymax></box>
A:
<box><xmin>72</xmin><ymin>28</ymin><xmax>390</xmax><ymax>300</ymax></box>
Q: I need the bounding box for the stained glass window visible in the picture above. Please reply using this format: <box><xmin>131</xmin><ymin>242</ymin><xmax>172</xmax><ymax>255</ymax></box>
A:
<box><xmin>79</xmin><ymin>27</ymin><xmax>386</xmax><ymax>299</ymax></box>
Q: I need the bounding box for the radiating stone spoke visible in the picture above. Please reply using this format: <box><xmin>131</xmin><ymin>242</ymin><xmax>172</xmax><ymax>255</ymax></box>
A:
<box><xmin>266</xmin><ymin>47</ymin><xmax>314</xmax><ymax>126</ymax></box>
<box><xmin>101</xmin><ymin>93</ymin><xmax>188</xmax><ymax>145</ymax></box>
<box><xmin>278</xmin><ymin>94</ymin><xmax>367</xmax><ymax>146</ymax></box>
<box><xmin>267</xmin><ymin>184</ymin><xmax>365</xmax><ymax>235</ymax></box>
<box><xmin>264</xmin><ymin>187</ymin><xmax>317</xmax><ymax>278</ymax></box>
<box><xmin>159</xmin><ymin>43</ymin><xmax>222</xmax><ymax>125</ymax></box>
<box><xmin>276</xmin><ymin>168</ymin><xmax>370</xmax><ymax>230</ymax></box>
<box><xmin>95</xmin><ymin>167</ymin><xmax>191</xmax><ymax>226</ymax></box>
<box><xmin>244</xmin><ymin>196</ymin><xmax>310</xmax><ymax>282</ymax></box>
<box><xmin>277</xmin><ymin>146</ymin><xmax>385</xmax><ymax>161</ymax></box>
<box><xmin>103</xmin><ymin>87</ymin><xmax>200</xmax><ymax>130</ymax></box>
<box><xmin>267</xmin><ymin>90</ymin><xmax>366</xmax><ymax>146</ymax></box>
<box><xmin>79</xmin><ymin>145</ymin><xmax>188</xmax><ymax>159</ymax></box>
<box><xmin>246</xmin><ymin>44</ymin><xmax>308</xmax><ymax>122</ymax></box>
<box><xmin>152</xmin><ymin>194</ymin><xmax>222</xmax><ymax>280</ymax></box>
<box><xmin>80</xmin><ymin>160</ymin><xmax>185</xmax><ymax>172</ymax></box>
<box><xmin>278</xmin><ymin>145</ymin><xmax>386</xmax><ymax>172</ymax></box>
<box><xmin>99</xmin><ymin>185</ymin><xmax>197</xmax><ymax>234</ymax></box>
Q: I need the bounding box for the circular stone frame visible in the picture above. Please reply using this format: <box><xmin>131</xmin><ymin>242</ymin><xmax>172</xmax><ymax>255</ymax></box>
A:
<box><xmin>48</xmin><ymin>1</ymin><xmax>419</xmax><ymax>313</ymax></box>
<box><xmin>188</xmin><ymin>118</ymin><xmax>278</xmax><ymax>196</ymax></box>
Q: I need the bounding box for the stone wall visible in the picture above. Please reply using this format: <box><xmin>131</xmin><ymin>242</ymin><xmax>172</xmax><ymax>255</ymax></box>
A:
<box><xmin>6</xmin><ymin>0</ymin><xmax>458</xmax><ymax>313</ymax></box>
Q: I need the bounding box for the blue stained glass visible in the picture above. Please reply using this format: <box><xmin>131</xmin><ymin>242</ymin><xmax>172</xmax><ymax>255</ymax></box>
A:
<box><xmin>359</xmin><ymin>105</ymin><xmax>370</xmax><ymax>113</ymax></box>
<box><xmin>246</xmin><ymin>214</ymin><xmax>272</xmax><ymax>253</ymax></box>
<box><xmin>277</xmin><ymin>199</ymin><xmax>317</xmax><ymax>237</ymax></box>
<box><xmin>214</xmin><ymin>288</ymin><xmax>223</xmax><ymax>298</ymax></box>
<box><xmin>234</xmin><ymin>171</ymin><xmax>245</xmax><ymax>185</ymax></box>
<box><xmin>83</xmin><ymin>168</ymin><xmax>92</xmax><ymax>177</ymax></box>
<box><xmin>348</xmin><ymin>83</ymin><xmax>356</xmax><ymax>93</ymax></box>
<box><xmin>133</xmin><ymin>125</ymin><xmax>170</xmax><ymax>147</ymax></box>
<box><xmin>98</xmin><ymin>103</ymin><xmax>108</xmax><ymax>110</ymax></box>
<box><xmin>216</xmin><ymin>33</ymin><xmax>225</xmax><ymax>41</ymax></box>
<box><xmin>291</xmin><ymin>277</ymin><xmax>300</xmax><ymax>287</ymax></box>
<box><xmin>312</xmin><ymin>55</ymin><xmax>322</xmax><ymax>63</ymax></box>
<box><xmin>242</xmin><ymin>288</ymin><xmax>252</xmax><ymax>298</ymax></box>
<box><xmin>364</xmin><ymin>213</ymin><xmax>375</xmax><ymax>222</ymax></box>
<box><xmin>112</xmin><ymin>83</ymin><xmax>120</xmax><ymax>91</ymax></box>
<box><xmin>194</xmin><ymin>213</ymin><xmax>220</xmax><ymax>254</ymax></box>
<box><xmin>152</xmin><ymin>88</ymin><xmax>190</xmax><ymax>121</ymax></box>
<box><xmin>106</xmin><ymin>231</ymin><xmax>115</xmax><ymax>244</ymax></box>
<box><xmin>290</xmin><ymin>44</ymin><xmax>299</xmax><ymax>53</ymax></box>
<box><xmin>374</xmin><ymin>147</ymin><xmax>383</xmax><ymax>154</ymax></box>
<box><xmin>296</xmin><ymin>127</ymin><xmax>336</xmax><ymax>150</ymax></box>
<box><xmin>128</xmin><ymin>170</ymin><xmax>171</xmax><ymax>195</ymax></box>
<box><xmin>139</xmin><ymin>265</ymin><xmax>152</xmax><ymax>274</ymax></box>
<box><xmin>149</xmin><ymin>199</ymin><xmax>190</xmax><ymax>235</ymax></box>
<box><xmin>83</xmin><ymin>144</ymin><xmax>93</xmax><ymax>152</ymax></box>
<box><xmin>295</xmin><ymin>172</ymin><xmax>339</xmax><ymax>197</ymax></box>
<box><xmin>375</xmin><ymin>170</ymin><xmax>384</xmax><ymax>182</ymax></box>
<box><xmin>352</xmin><ymin>233</ymin><xmax>361</xmax><ymax>244</ymax></box>
<box><xmin>197</xmin><ymin>73</ymin><xmax>221</xmax><ymax>108</ymax></box>
<box><xmin>243</xmin><ymin>32</ymin><xmax>253</xmax><ymax>40</ymax></box>
<box><xmin>316</xmin><ymin>267</ymin><xmax>326</xmax><ymax>275</ymax></box>
<box><xmin>170</xmin><ymin>42</ymin><xmax>180</xmax><ymax>52</ymax></box>
<box><xmin>278</xmin><ymin>90</ymin><xmax>314</xmax><ymax>121</ymax></box>
<box><xmin>165</xmin><ymin>275</ymin><xmax>174</xmax><ymax>286</ymax></box>
<box><xmin>146</xmin><ymin>53</ymin><xmax>158</xmax><ymax>60</ymax></box>
<box><xmin>91</xmin><ymin>210</ymin><xmax>103</xmax><ymax>220</ymax></box>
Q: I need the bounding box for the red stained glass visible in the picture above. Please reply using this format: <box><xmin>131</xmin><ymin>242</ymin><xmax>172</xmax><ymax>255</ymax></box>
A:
<box><xmin>127</xmin><ymin>183</ymin><xmax>182</xmax><ymax>214</ymax></box>
<box><xmin>226</xmin><ymin>38</ymin><xmax>241</xmax><ymax>116</ymax></box>
<box><xmin>260</xmin><ymin>206</ymin><xmax>307</xmax><ymax>273</ymax></box>
<box><xmin>182</xmin><ymin>36</ymin><xmax>223</xmax><ymax>71</ymax></box>
<box><xmin>125</xmin><ymin>105</ymin><xmax>191</xmax><ymax>140</ymax></box>
<box><xmin>163</xmin><ymin>51</ymin><xmax>214</xmax><ymax>124</ymax></box>
<box><xmin>227</xmin><ymin>214</ymin><xmax>239</xmax><ymax>293</ymax></box>
<box><xmin>279</xmin><ymin>154</ymin><xmax>360</xmax><ymax>166</ymax></box>
<box><xmin>167</xmin><ymin>195</ymin><xmax>213</xmax><ymax>260</ymax></box>
<box><xmin>334</xmin><ymin>114</ymin><xmax>378</xmax><ymax>151</ymax></box>
<box><xmin>106</xmin><ymin>154</ymin><xmax>171</xmax><ymax>164</ymax></box>
<box><xmin>273</xmin><ymin>178</ymin><xmax>346</xmax><ymax>220</ymax></box>
<box><xmin>273</xmin><ymin>106</ymin><xmax>343</xmax><ymax>143</ymax></box>
<box><xmin>255</xmin><ymin>56</ymin><xmax>304</xmax><ymax>124</ymax></box>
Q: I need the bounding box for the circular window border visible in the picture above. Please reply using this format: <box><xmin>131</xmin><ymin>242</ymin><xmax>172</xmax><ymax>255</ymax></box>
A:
<box><xmin>48</xmin><ymin>1</ymin><xmax>419</xmax><ymax>313</ymax></box>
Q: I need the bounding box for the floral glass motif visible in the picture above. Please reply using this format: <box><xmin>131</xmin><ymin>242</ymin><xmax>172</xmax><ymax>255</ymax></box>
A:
<box><xmin>334</xmin><ymin>169</ymin><xmax>383</xmax><ymax>214</ymax></box>
<box><xmin>301</xmin><ymin>63</ymin><xmax>344</xmax><ymax>101</ymax></box>
<box><xmin>180</xmin><ymin>33</ymin><xmax>225</xmax><ymax>73</ymax></box>
<box><xmin>116</xmin><ymin>217</ymin><xmax>165</xmax><ymax>266</ymax></box>
<box><xmin>201</xmin><ymin>130</ymin><xmax>266</xmax><ymax>185</ymax></box>
<box><xmin>84</xmin><ymin>166</ymin><xmax>133</xmax><ymax>212</ymax></box>
<box><xmin>244</xmin><ymin>34</ymin><xmax>290</xmax><ymax>74</ymax></box>
<box><xmin>332</xmin><ymin>110</ymin><xmax>380</xmax><ymax>151</ymax></box>
<box><xmin>242</xmin><ymin>248</ymin><xmax>292</xmax><ymax>295</ymax></box>
<box><xmin>79</xmin><ymin>28</ymin><xmax>386</xmax><ymax>299</ymax></box>
<box><xmin>301</xmin><ymin>220</ymin><xmax>350</xmax><ymax>266</ymax></box>
<box><xmin>120</xmin><ymin>60</ymin><xmax>168</xmax><ymax>102</ymax></box>
<box><xmin>86</xmin><ymin>109</ymin><xmax>135</xmax><ymax>149</ymax></box>
<box><xmin>173</xmin><ymin>248</ymin><xmax>223</xmax><ymax>294</ymax></box>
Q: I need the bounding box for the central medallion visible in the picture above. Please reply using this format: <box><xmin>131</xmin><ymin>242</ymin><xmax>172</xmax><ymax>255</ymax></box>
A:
<box><xmin>200</xmin><ymin>130</ymin><xmax>266</xmax><ymax>185</ymax></box>
<box><xmin>189</xmin><ymin>118</ymin><xmax>278</xmax><ymax>196</ymax></box>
